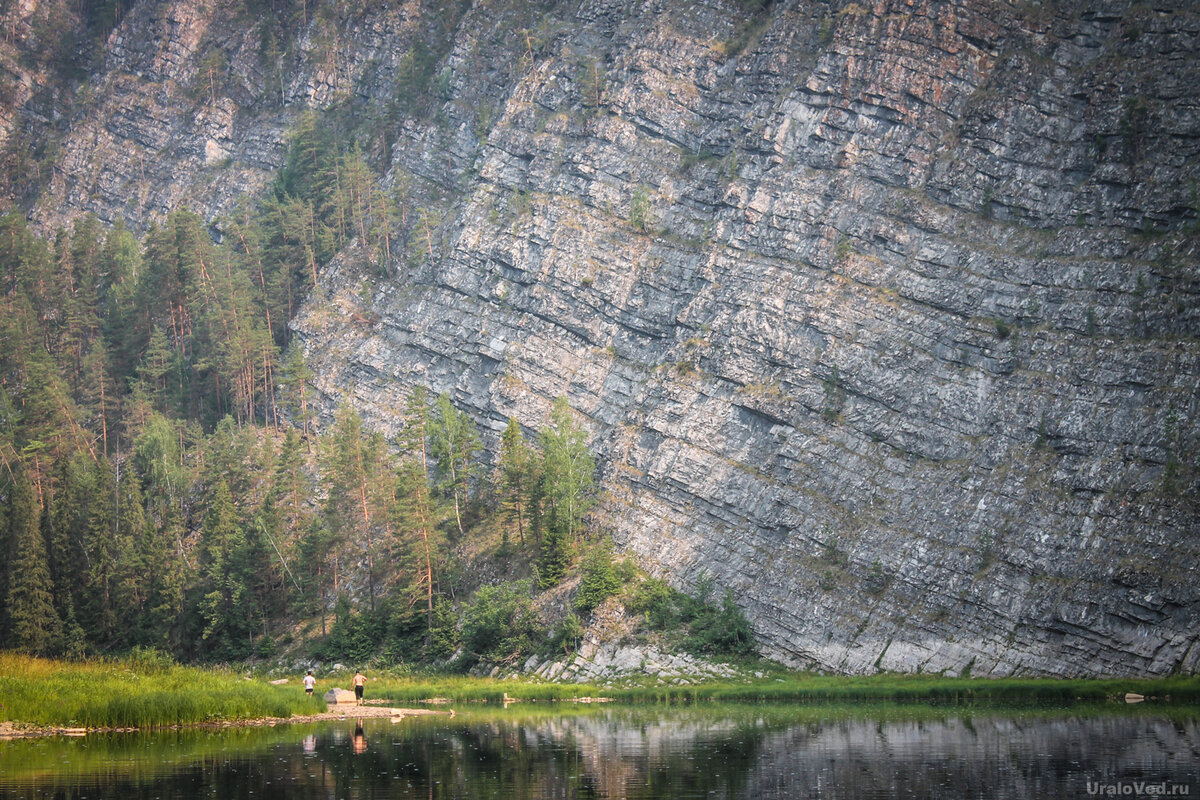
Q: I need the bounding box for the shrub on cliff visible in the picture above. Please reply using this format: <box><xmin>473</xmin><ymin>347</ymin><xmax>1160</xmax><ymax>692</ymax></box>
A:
<box><xmin>627</xmin><ymin>576</ymin><xmax>757</xmax><ymax>658</ymax></box>
<box><xmin>574</xmin><ymin>542</ymin><xmax>622</xmax><ymax>615</ymax></box>
<box><xmin>685</xmin><ymin>590</ymin><xmax>756</xmax><ymax>657</ymax></box>
<box><xmin>461</xmin><ymin>580</ymin><xmax>540</xmax><ymax>666</ymax></box>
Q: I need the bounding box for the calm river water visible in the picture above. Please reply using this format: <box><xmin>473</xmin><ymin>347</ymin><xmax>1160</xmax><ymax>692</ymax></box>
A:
<box><xmin>1</xmin><ymin>704</ymin><xmax>1196</xmax><ymax>799</ymax></box>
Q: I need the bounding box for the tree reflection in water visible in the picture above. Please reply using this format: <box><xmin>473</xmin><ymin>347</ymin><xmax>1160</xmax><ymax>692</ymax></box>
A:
<box><xmin>0</xmin><ymin>706</ymin><xmax>1196</xmax><ymax>799</ymax></box>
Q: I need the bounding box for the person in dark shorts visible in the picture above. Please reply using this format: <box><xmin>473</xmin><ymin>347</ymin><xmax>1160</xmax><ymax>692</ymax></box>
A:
<box><xmin>303</xmin><ymin>670</ymin><xmax>316</xmax><ymax>695</ymax></box>
<box><xmin>353</xmin><ymin>669</ymin><xmax>367</xmax><ymax>705</ymax></box>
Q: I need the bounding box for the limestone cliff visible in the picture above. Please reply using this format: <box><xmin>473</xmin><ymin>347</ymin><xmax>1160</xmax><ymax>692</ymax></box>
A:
<box><xmin>7</xmin><ymin>0</ymin><xmax>1199</xmax><ymax>676</ymax></box>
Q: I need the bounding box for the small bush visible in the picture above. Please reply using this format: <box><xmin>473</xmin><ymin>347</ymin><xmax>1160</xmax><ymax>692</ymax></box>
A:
<box><xmin>629</xmin><ymin>185</ymin><xmax>653</xmax><ymax>232</ymax></box>
<box><xmin>127</xmin><ymin>646</ymin><xmax>175</xmax><ymax>674</ymax></box>
<box><xmin>684</xmin><ymin>590</ymin><xmax>756</xmax><ymax>657</ymax></box>
<box><xmin>628</xmin><ymin>577</ymin><xmax>679</xmax><ymax>630</ymax></box>
<box><xmin>575</xmin><ymin>543</ymin><xmax>621</xmax><ymax>615</ymax></box>
<box><xmin>553</xmin><ymin>612</ymin><xmax>583</xmax><ymax>655</ymax></box>
<box><xmin>461</xmin><ymin>580</ymin><xmax>541</xmax><ymax>666</ymax></box>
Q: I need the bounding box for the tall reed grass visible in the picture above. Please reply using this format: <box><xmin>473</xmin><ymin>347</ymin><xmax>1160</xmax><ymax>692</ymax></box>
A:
<box><xmin>0</xmin><ymin>652</ymin><xmax>323</xmax><ymax>729</ymax></box>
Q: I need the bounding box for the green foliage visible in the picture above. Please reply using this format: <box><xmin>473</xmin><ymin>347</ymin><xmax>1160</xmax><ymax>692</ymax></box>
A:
<box><xmin>834</xmin><ymin>235</ymin><xmax>853</xmax><ymax>261</ymax></box>
<box><xmin>536</xmin><ymin>524</ymin><xmax>573</xmax><ymax>589</ymax></box>
<box><xmin>496</xmin><ymin>418</ymin><xmax>536</xmax><ymax>549</ymax></box>
<box><xmin>629</xmin><ymin>184</ymin><xmax>653</xmax><ymax>232</ymax></box>
<box><xmin>627</xmin><ymin>576</ymin><xmax>678</xmax><ymax>629</ymax></box>
<box><xmin>0</xmin><ymin>653</ymin><xmax>320</xmax><ymax>728</ymax></box>
<box><xmin>429</xmin><ymin>393</ymin><xmax>482</xmax><ymax>535</ymax></box>
<box><xmin>539</xmin><ymin>397</ymin><xmax>595</xmax><ymax>542</ymax></box>
<box><xmin>577</xmin><ymin>58</ymin><xmax>605</xmax><ymax>110</ymax></box>
<box><xmin>685</xmin><ymin>591</ymin><xmax>756</xmax><ymax>657</ymax></box>
<box><xmin>822</xmin><ymin>365</ymin><xmax>844</xmax><ymax>423</ymax></box>
<box><xmin>821</xmin><ymin>531</ymin><xmax>848</xmax><ymax>566</ymax></box>
<box><xmin>553</xmin><ymin>612</ymin><xmax>583</xmax><ymax>654</ymax></box>
<box><xmin>315</xmin><ymin>594</ymin><xmax>386</xmax><ymax>664</ymax></box>
<box><xmin>461</xmin><ymin>580</ymin><xmax>541</xmax><ymax>665</ymax></box>
<box><xmin>864</xmin><ymin>559</ymin><xmax>888</xmax><ymax>595</ymax></box>
<box><xmin>627</xmin><ymin>577</ymin><xmax>756</xmax><ymax>658</ymax></box>
<box><xmin>4</xmin><ymin>466</ymin><xmax>61</xmax><ymax>655</ymax></box>
<box><xmin>574</xmin><ymin>541</ymin><xmax>621</xmax><ymax>615</ymax></box>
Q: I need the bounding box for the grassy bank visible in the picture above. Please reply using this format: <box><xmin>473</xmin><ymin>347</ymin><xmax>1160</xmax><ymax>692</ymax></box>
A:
<box><xmin>335</xmin><ymin>669</ymin><xmax>1200</xmax><ymax>708</ymax></box>
<box><xmin>5</xmin><ymin>653</ymin><xmax>1198</xmax><ymax>731</ymax></box>
<box><xmin>0</xmin><ymin>652</ymin><xmax>323</xmax><ymax>729</ymax></box>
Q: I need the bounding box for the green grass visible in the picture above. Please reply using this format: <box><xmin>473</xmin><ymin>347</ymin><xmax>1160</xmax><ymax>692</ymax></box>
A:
<box><xmin>338</xmin><ymin>668</ymin><xmax>1200</xmax><ymax>709</ymax></box>
<box><xmin>7</xmin><ymin>654</ymin><xmax>1198</xmax><ymax>730</ymax></box>
<box><xmin>0</xmin><ymin>652</ymin><xmax>324</xmax><ymax>729</ymax></box>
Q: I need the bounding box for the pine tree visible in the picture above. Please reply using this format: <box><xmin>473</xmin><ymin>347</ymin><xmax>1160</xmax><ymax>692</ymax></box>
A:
<box><xmin>78</xmin><ymin>341</ymin><xmax>117</xmax><ymax>455</ymax></box>
<box><xmin>497</xmin><ymin>417</ymin><xmax>534</xmax><ymax>548</ymax></box>
<box><xmin>536</xmin><ymin>523</ymin><xmax>571</xmax><ymax>590</ymax></box>
<box><xmin>278</xmin><ymin>348</ymin><xmax>316</xmax><ymax>439</ymax></box>
<box><xmin>321</xmin><ymin>405</ymin><xmax>367</xmax><ymax>607</ymax></box>
<box><xmin>99</xmin><ymin>218</ymin><xmax>142</xmax><ymax>381</ymax></box>
<box><xmin>271</xmin><ymin>426</ymin><xmax>312</xmax><ymax>579</ymax></box>
<box><xmin>395</xmin><ymin>386</ymin><xmax>441</xmax><ymax>637</ymax></box>
<box><xmin>45</xmin><ymin>452</ymin><xmax>95</xmax><ymax>641</ymax></box>
<box><xmin>111</xmin><ymin>461</ymin><xmax>152</xmax><ymax>647</ymax></box>
<box><xmin>82</xmin><ymin>457</ymin><xmax>120</xmax><ymax>644</ymax></box>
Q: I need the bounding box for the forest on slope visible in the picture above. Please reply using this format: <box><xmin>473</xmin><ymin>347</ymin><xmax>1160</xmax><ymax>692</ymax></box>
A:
<box><xmin>0</xmin><ymin>120</ymin><xmax>751</xmax><ymax>665</ymax></box>
<box><xmin>3</xmin><ymin>0</ymin><xmax>1198</xmax><ymax>679</ymax></box>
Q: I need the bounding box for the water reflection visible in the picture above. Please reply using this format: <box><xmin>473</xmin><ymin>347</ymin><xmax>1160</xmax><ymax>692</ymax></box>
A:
<box><xmin>353</xmin><ymin>719</ymin><xmax>367</xmax><ymax>755</ymax></box>
<box><xmin>0</xmin><ymin>705</ymin><xmax>1197</xmax><ymax>799</ymax></box>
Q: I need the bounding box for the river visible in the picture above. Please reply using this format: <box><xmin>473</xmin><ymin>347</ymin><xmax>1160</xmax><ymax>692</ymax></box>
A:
<box><xmin>1</xmin><ymin>703</ymin><xmax>1196</xmax><ymax>799</ymax></box>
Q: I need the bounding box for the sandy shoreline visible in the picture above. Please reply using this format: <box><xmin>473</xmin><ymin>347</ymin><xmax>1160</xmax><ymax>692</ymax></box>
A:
<box><xmin>0</xmin><ymin>703</ymin><xmax>454</xmax><ymax>740</ymax></box>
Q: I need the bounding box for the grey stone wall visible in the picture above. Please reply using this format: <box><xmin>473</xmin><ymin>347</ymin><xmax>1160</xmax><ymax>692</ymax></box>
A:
<box><xmin>9</xmin><ymin>0</ymin><xmax>1198</xmax><ymax>676</ymax></box>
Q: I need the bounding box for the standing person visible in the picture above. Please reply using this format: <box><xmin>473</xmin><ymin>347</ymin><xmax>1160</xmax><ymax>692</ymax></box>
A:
<box><xmin>303</xmin><ymin>670</ymin><xmax>316</xmax><ymax>696</ymax></box>
<box><xmin>353</xmin><ymin>669</ymin><xmax>367</xmax><ymax>705</ymax></box>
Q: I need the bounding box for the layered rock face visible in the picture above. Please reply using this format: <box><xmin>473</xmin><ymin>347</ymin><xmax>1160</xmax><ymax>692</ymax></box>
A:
<box><xmin>295</xmin><ymin>0</ymin><xmax>1200</xmax><ymax>677</ymax></box>
<box><xmin>11</xmin><ymin>0</ymin><xmax>1200</xmax><ymax>676</ymax></box>
<box><xmin>17</xmin><ymin>0</ymin><xmax>448</xmax><ymax>232</ymax></box>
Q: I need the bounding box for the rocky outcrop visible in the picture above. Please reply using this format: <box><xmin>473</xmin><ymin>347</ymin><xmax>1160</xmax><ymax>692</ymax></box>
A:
<box><xmin>17</xmin><ymin>0</ymin><xmax>462</xmax><ymax>233</ymax></box>
<box><xmin>7</xmin><ymin>0</ymin><xmax>1199</xmax><ymax>677</ymax></box>
<box><xmin>293</xmin><ymin>0</ymin><xmax>1200</xmax><ymax>678</ymax></box>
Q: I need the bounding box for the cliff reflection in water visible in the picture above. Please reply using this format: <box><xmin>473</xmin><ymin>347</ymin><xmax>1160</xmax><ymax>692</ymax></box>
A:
<box><xmin>0</xmin><ymin>706</ymin><xmax>1196</xmax><ymax>799</ymax></box>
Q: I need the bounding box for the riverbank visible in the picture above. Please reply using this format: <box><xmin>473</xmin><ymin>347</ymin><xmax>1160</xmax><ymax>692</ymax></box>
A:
<box><xmin>4</xmin><ymin>653</ymin><xmax>1198</xmax><ymax>740</ymax></box>
<box><xmin>0</xmin><ymin>652</ymin><xmax>320</xmax><ymax>734</ymax></box>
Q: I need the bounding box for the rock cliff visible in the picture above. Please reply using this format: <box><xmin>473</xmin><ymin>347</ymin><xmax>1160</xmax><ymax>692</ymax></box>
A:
<box><xmin>6</xmin><ymin>0</ymin><xmax>1199</xmax><ymax>676</ymax></box>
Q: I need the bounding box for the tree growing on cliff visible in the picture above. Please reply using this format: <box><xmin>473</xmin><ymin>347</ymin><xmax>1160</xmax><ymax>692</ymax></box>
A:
<box><xmin>534</xmin><ymin>397</ymin><xmax>595</xmax><ymax>587</ymax></box>
<box><xmin>428</xmin><ymin>393</ymin><xmax>481</xmax><ymax>536</ymax></box>
<box><xmin>496</xmin><ymin>417</ymin><xmax>535</xmax><ymax>548</ymax></box>
<box><xmin>539</xmin><ymin>396</ymin><xmax>595</xmax><ymax>543</ymax></box>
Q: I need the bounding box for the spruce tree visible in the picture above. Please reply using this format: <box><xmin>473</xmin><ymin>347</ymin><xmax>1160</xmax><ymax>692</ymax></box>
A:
<box><xmin>4</xmin><ymin>467</ymin><xmax>61</xmax><ymax>654</ymax></box>
<box><xmin>198</xmin><ymin>479</ymin><xmax>253</xmax><ymax>659</ymax></box>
